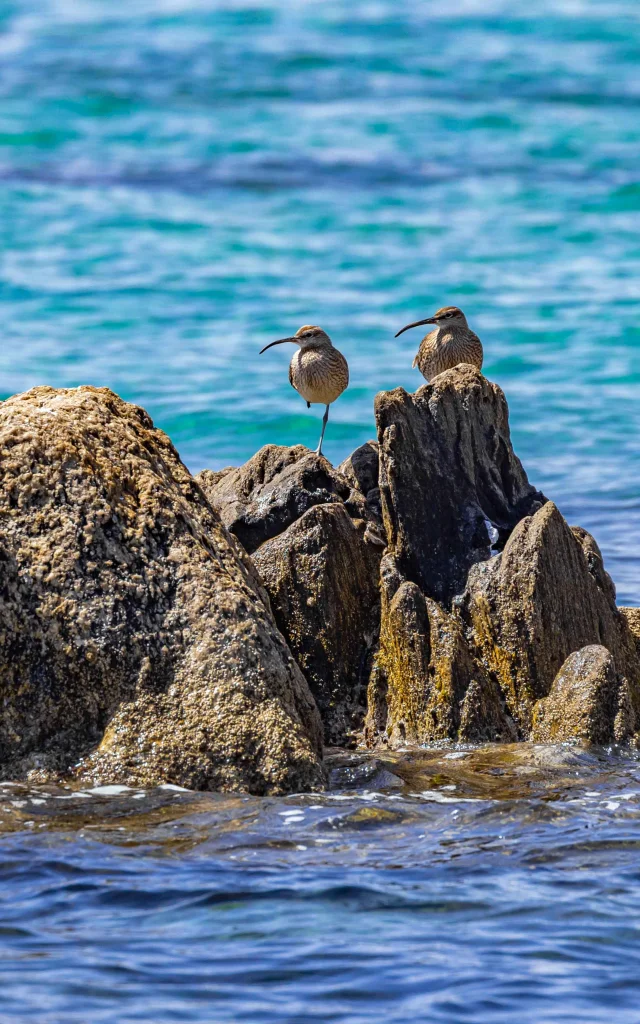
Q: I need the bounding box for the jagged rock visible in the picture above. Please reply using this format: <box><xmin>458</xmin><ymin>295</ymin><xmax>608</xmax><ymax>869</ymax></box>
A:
<box><xmin>459</xmin><ymin>677</ymin><xmax>518</xmax><ymax>743</ymax></box>
<box><xmin>196</xmin><ymin>444</ymin><xmax>362</xmax><ymax>555</ymax></box>
<box><xmin>367</xmin><ymin>368</ymin><xmax>639</xmax><ymax>749</ymax></box>
<box><xmin>366</xmin><ymin>552</ymin><xmax>516</xmax><ymax>746</ymax></box>
<box><xmin>0</xmin><ymin>387</ymin><xmax>324</xmax><ymax>793</ymax></box>
<box><xmin>197</xmin><ymin>466</ymin><xmax>235</xmax><ymax>492</ymax></box>
<box><xmin>338</xmin><ymin>440</ymin><xmax>379</xmax><ymax>498</ymax></box>
<box><xmin>463</xmin><ymin>502</ymin><xmax>640</xmax><ymax>733</ymax></box>
<box><xmin>253</xmin><ymin>502</ymin><xmax>381</xmax><ymax>746</ymax></box>
<box><xmin>571</xmin><ymin>526</ymin><xmax>617</xmax><ymax>604</ymax></box>
<box><xmin>531</xmin><ymin>645</ymin><xmax>634</xmax><ymax>744</ymax></box>
<box><xmin>367</xmin><ymin>367</ymin><xmax>546</xmax><ymax>746</ymax></box>
<box><xmin>375</xmin><ymin>365</ymin><xmax>546</xmax><ymax>605</ymax></box>
<box><xmin>201</xmin><ymin>444</ymin><xmax>383</xmax><ymax>746</ymax></box>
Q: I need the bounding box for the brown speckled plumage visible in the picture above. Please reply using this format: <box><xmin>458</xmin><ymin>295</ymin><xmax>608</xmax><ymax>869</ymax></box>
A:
<box><xmin>289</xmin><ymin>343</ymin><xmax>349</xmax><ymax>406</ymax></box>
<box><xmin>395</xmin><ymin>305</ymin><xmax>484</xmax><ymax>382</ymax></box>
<box><xmin>261</xmin><ymin>325</ymin><xmax>348</xmax><ymax>456</ymax></box>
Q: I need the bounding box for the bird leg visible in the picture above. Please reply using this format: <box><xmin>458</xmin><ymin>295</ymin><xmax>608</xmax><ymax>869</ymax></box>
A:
<box><xmin>315</xmin><ymin>404</ymin><xmax>330</xmax><ymax>456</ymax></box>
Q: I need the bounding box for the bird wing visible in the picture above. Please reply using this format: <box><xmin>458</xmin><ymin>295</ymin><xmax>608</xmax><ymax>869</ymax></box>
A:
<box><xmin>288</xmin><ymin>361</ymin><xmax>295</xmax><ymax>390</ymax></box>
<box><xmin>412</xmin><ymin>354</ymin><xmax>418</xmax><ymax>368</ymax></box>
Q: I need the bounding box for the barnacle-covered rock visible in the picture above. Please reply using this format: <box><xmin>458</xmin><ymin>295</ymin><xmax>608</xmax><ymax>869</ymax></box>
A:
<box><xmin>0</xmin><ymin>387</ymin><xmax>324</xmax><ymax>793</ymax></box>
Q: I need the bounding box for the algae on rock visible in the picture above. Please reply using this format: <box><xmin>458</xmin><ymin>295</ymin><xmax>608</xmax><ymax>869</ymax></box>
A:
<box><xmin>366</xmin><ymin>365</ymin><xmax>640</xmax><ymax>748</ymax></box>
<box><xmin>463</xmin><ymin>502</ymin><xmax>640</xmax><ymax>735</ymax></box>
<box><xmin>531</xmin><ymin>645</ymin><xmax>635</xmax><ymax>744</ymax></box>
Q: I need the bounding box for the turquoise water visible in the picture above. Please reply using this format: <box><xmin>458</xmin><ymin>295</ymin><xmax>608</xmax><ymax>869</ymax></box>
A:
<box><xmin>2</xmin><ymin>1</ymin><xmax>640</xmax><ymax>1020</ymax></box>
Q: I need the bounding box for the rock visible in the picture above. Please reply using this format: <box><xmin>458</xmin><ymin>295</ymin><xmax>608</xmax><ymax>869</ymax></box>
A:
<box><xmin>366</xmin><ymin>552</ymin><xmax>516</xmax><ymax>746</ymax></box>
<box><xmin>338</xmin><ymin>440</ymin><xmax>379</xmax><ymax>498</ymax></box>
<box><xmin>621</xmin><ymin>607</ymin><xmax>640</xmax><ymax>659</ymax></box>
<box><xmin>464</xmin><ymin>502</ymin><xmax>640</xmax><ymax>733</ymax></box>
<box><xmin>0</xmin><ymin>386</ymin><xmax>324</xmax><ymax>793</ymax></box>
<box><xmin>196</xmin><ymin>444</ymin><xmax>356</xmax><ymax>555</ymax></box>
<box><xmin>253</xmin><ymin>503</ymin><xmax>381</xmax><ymax>746</ymax></box>
<box><xmin>531</xmin><ymin>645</ymin><xmax>634</xmax><ymax>744</ymax></box>
<box><xmin>571</xmin><ymin>526</ymin><xmax>617</xmax><ymax>604</ymax></box>
<box><xmin>367</xmin><ymin>366</ymin><xmax>545</xmax><ymax>746</ymax></box>
<box><xmin>375</xmin><ymin>365</ymin><xmax>546</xmax><ymax>605</ymax></box>
<box><xmin>197</xmin><ymin>466</ymin><xmax>235</xmax><ymax>492</ymax></box>
<box><xmin>366</xmin><ymin>368</ymin><xmax>639</xmax><ymax>749</ymax></box>
<box><xmin>202</xmin><ymin>443</ymin><xmax>384</xmax><ymax>746</ymax></box>
<box><xmin>337</xmin><ymin>440</ymin><xmax>382</xmax><ymax>524</ymax></box>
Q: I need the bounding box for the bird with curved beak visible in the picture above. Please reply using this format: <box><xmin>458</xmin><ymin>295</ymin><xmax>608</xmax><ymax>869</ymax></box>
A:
<box><xmin>395</xmin><ymin>305</ymin><xmax>483</xmax><ymax>382</ymax></box>
<box><xmin>259</xmin><ymin>325</ymin><xmax>349</xmax><ymax>457</ymax></box>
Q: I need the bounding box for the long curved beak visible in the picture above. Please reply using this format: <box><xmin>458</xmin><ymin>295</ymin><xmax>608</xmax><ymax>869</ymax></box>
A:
<box><xmin>394</xmin><ymin>317</ymin><xmax>436</xmax><ymax>338</ymax></box>
<box><xmin>259</xmin><ymin>337</ymin><xmax>297</xmax><ymax>354</ymax></box>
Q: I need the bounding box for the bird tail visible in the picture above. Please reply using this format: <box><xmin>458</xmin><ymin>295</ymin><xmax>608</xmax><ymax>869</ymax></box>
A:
<box><xmin>412</xmin><ymin>354</ymin><xmax>418</xmax><ymax>369</ymax></box>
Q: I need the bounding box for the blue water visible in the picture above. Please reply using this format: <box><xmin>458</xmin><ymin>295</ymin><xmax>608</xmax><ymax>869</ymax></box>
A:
<box><xmin>2</xmin><ymin>1</ymin><xmax>640</xmax><ymax>1019</ymax></box>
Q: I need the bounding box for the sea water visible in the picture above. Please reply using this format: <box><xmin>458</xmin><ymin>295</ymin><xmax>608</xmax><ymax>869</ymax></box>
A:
<box><xmin>1</xmin><ymin>1</ymin><xmax>640</xmax><ymax>1020</ymax></box>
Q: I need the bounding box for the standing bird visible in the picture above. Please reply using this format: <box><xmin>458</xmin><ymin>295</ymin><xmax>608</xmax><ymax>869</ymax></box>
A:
<box><xmin>259</xmin><ymin>325</ymin><xmax>349</xmax><ymax>457</ymax></box>
<box><xmin>395</xmin><ymin>305</ymin><xmax>483</xmax><ymax>382</ymax></box>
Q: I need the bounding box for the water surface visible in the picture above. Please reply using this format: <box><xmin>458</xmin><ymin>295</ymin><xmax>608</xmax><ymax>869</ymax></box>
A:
<box><xmin>2</xmin><ymin>745</ymin><xmax>640</xmax><ymax>1022</ymax></box>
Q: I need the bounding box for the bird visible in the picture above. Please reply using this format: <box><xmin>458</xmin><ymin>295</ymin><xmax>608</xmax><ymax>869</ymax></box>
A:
<box><xmin>259</xmin><ymin>325</ymin><xmax>349</xmax><ymax>457</ymax></box>
<box><xmin>395</xmin><ymin>305</ymin><xmax>483</xmax><ymax>382</ymax></box>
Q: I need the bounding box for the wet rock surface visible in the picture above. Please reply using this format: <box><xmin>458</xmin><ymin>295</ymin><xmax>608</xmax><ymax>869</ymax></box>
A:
<box><xmin>531</xmin><ymin>645</ymin><xmax>634</xmax><ymax>744</ymax></box>
<box><xmin>0</xmin><ymin>386</ymin><xmax>324</xmax><ymax>793</ymax></box>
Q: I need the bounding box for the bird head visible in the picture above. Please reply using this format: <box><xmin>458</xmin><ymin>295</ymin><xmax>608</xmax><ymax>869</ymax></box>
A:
<box><xmin>260</xmin><ymin>325</ymin><xmax>331</xmax><ymax>354</ymax></box>
<box><xmin>395</xmin><ymin>306</ymin><xmax>468</xmax><ymax>338</ymax></box>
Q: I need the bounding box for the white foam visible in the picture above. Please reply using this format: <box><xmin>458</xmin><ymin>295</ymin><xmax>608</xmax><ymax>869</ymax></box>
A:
<box><xmin>418</xmin><ymin>791</ymin><xmax>481</xmax><ymax>804</ymax></box>
<box><xmin>85</xmin><ymin>785</ymin><xmax>132</xmax><ymax>796</ymax></box>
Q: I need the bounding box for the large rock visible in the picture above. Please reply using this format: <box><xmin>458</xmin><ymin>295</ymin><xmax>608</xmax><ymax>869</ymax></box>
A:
<box><xmin>532</xmin><ymin>645</ymin><xmax>635</xmax><ymax>744</ymax></box>
<box><xmin>0</xmin><ymin>387</ymin><xmax>324</xmax><ymax>793</ymax></box>
<box><xmin>367</xmin><ymin>367</ymin><xmax>640</xmax><ymax>747</ymax></box>
<box><xmin>368</xmin><ymin>367</ymin><xmax>545</xmax><ymax>745</ymax></box>
<box><xmin>375</xmin><ymin>365</ymin><xmax>546</xmax><ymax>605</ymax></box>
<box><xmin>201</xmin><ymin>444</ymin><xmax>383</xmax><ymax>745</ymax></box>
<box><xmin>463</xmin><ymin>502</ymin><xmax>640</xmax><ymax>733</ymax></box>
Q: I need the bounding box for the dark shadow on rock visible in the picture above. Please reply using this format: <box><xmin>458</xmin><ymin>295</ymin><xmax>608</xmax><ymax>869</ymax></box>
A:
<box><xmin>375</xmin><ymin>365</ymin><xmax>546</xmax><ymax>606</ymax></box>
